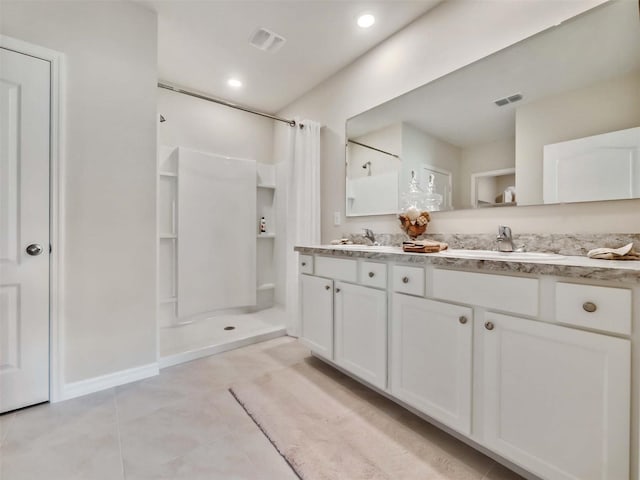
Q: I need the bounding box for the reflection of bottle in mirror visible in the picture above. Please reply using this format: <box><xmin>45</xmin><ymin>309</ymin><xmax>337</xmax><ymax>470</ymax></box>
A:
<box><xmin>259</xmin><ymin>217</ymin><xmax>267</xmax><ymax>234</ymax></box>
<box><xmin>424</xmin><ymin>174</ymin><xmax>443</xmax><ymax>211</ymax></box>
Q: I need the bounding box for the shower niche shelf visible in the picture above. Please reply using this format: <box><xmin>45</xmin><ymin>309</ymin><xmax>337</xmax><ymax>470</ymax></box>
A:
<box><xmin>158</xmin><ymin>146</ymin><xmax>179</xmax><ymax>328</ymax></box>
<box><xmin>256</xmin><ymin>164</ymin><xmax>277</xmax><ymax>310</ymax></box>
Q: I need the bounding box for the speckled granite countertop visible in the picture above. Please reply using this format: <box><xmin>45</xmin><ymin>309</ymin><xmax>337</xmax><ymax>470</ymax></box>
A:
<box><xmin>295</xmin><ymin>245</ymin><xmax>640</xmax><ymax>283</ymax></box>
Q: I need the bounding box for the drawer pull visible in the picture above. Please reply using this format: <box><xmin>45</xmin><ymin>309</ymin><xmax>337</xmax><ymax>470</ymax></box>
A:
<box><xmin>335</xmin><ymin>287</ymin><xmax>341</xmax><ymax>293</ymax></box>
<box><xmin>459</xmin><ymin>316</ymin><xmax>468</xmax><ymax>325</ymax></box>
<box><xmin>368</xmin><ymin>271</ymin><xmax>375</xmax><ymax>278</ymax></box>
<box><xmin>402</xmin><ymin>276</ymin><xmax>410</xmax><ymax>284</ymax></box>
<box><xmin>583</xmin><ymin>302</ymin><xmax>597</xmax><ymax>313</ymax></box>
<box><xmin>485</xmin><ymin>321</ymin><xmax>495</xmax><ymax>331</ymax></box>
<box><xmin>301</xmin><ymin>262</ymin><xmax>307</xmax><ymax>266</ymax></box>
<box><xmin>325</xmin><ymin>285</ymin><xmax>331</xmax><ymax>291</ymax></box>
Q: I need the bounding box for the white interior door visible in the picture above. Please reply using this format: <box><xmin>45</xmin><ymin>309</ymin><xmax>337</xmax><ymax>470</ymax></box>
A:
<box><xmin>0</xmin><ymin>48</ymin><xmax>51</xmax><ymax>412</ymax></box>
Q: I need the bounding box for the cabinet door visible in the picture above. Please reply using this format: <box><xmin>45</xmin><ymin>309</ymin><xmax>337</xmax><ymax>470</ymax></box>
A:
<box><xmin>300</xmin><ymin>275</ymin><xmax>333</xmax><ymax>358</ymax></box>
<box><xmin>482</xmin><ymin>313</ymin><xmax>630</xmax><ymax>480</ymax></box>
<box><xmin>334</xmin><ymin>282</ymin><xmax>387</xmax><ymax>389</ymax></box>
<box><xmin>391</xmin><ymin>294</ymin><xmax>473</xmax><ymax>434</ymax></box>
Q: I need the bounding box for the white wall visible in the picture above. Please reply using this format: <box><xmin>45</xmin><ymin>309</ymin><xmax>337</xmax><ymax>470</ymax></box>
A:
<box><xmin>1</xmin><ymin>2</ymin><xmax>158</xmax><ymax>383</ymax></box>
<box><xmin>277</xmin><ymin>0</ymin><xmax>640</xmax><ymax>240</ymax></box>
<box><xmin>516</xmin><ymin>70</ymin><xmax>640</xmax><ymax>205</ymax></box>
<box><xmin>158</xmin><ymin>88</ymin><xmax>274</xmax><ymax>164</ymax></box>
<box><xmin>347</xmin><ymin>123</ymin><xmax>401</xmax><ymax>180</ymax></box>
<box><xmin>401</xmin><ymin>123</ymin><xmax>461</xmax><ymax>207</ymax></box>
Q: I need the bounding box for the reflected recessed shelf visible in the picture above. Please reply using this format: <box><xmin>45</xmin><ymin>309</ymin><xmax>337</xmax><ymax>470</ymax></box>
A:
<box><xmin>159</xmin><ymin>233</ymin><xmax>177</xmax><ymax>239</ymax></box>
<box><xmin>159</xmin><ymin>171</ymin><xmax>177</xmax><ymax>177</ymax></box>
<box><xmin>257</xmin><ymin>283</ymin><xmax>275</xmax><ymax>291</ymax></box>
<box><xmin>257</xmin><ymin>184</ymin><xmax>276</xmax><ymax>189</ymax></box>
<box><xmin>257</xmin><ymin>233</ymin><xmax>275</xmax><ymax>238</ymax></box>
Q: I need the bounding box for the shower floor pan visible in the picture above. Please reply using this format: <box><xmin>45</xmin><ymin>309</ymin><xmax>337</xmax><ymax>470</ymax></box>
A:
<box><xmin>159</xmin><ymin>306</ymin><xmax>287</xmax><ymax>368</ymax></box>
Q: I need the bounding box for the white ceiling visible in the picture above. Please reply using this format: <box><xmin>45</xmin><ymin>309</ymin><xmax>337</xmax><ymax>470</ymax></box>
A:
<box><xmin>136</xmin><ymin>0</ymin><xmax>442</xmax><ymax>113</ymax></box>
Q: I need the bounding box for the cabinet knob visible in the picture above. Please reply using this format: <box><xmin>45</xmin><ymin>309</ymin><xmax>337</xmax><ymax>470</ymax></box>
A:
<box><xmin>335</xmin><ymin>288</ymin><xmax>341</xmax><ymax>293</ymax></box>
<box><xmin>582</xmin><ymin>302</ymin><xmax>597</xmax><ymax>313</ymax></box>
<box><xmin>325</xmin><ymin>285</ymin><xmax>331</xmax><ymax>290</ymax></box>
<box><xmin>368</xmin><ymin>271</ymin><xmax>375</xmax><ymax>278</ymax></box>
<box><xmin>459</xmin><ymin>316</ymin><xmax>468</xmax><ymax>325</ymax></box>
<box><xmin>301</xmin><ymin>262</ymin><xmax>307</xmax><ymax>266</ymax></box>
<box><xmin>485</xmin><ymin>321</ymin><xmax>495</xmax><ymax>331</ymax></box>
<box><xmin>402</xmin><ymin>276</ymin><xmax>409</xmax><ymax>284</ymax></box>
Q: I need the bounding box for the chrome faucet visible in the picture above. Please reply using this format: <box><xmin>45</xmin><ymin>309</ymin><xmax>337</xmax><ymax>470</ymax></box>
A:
<box><xmin>496</xmin><ymin>225</ymin><xmax>514</xmax><ymax>252</ymax></box>
<box><xmin>363</xmin><ymin>228</ymin><xmax>376</xmax><ymax>245</ymax></box>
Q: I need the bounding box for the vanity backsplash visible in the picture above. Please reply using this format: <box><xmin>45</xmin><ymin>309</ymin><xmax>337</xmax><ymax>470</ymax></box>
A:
<box><xmin>342</xmin><ymin>232</ymin><xmax>640</xmax><ymax>257</ymax></box>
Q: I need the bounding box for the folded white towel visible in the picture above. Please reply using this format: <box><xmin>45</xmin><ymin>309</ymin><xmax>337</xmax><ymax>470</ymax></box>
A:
<box><xmin>587</xmin><ymin>242</ymin><xmax>640</xmax><ymax>260</ymax></box>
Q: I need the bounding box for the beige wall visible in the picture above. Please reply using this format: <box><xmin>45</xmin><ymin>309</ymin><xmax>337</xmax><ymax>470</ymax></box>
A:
<box><xmin>516</xmin><ymin>70</ymin><xmax>640</xmax><ymax>205</ymax></box>
<box><xmin>1</xmin><ymin>2</ymin><xmax>158</xmax><ymax>383</ymax></box>
<box><xmin>460</xmin><ymin>137</ymin><xmax>515</xmax><ymax>208</ymax></box>
<box><xmin>277</xmin><ymin>0</ymin><xmax>640</xmax><ymax>240</ymax></box>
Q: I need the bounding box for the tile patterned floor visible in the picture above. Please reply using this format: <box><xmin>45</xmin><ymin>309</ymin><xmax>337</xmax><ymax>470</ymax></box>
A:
<box><xmin>0</xmin><ymin>337</ymin><xmax>523</xmax><ymax>480</ymax></box>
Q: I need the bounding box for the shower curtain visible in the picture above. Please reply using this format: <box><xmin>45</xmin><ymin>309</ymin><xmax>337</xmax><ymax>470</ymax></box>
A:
<box><xmin>285</xmin><ymin>119</ymin><xmax>321</xmax><ymax>336</ymax></box>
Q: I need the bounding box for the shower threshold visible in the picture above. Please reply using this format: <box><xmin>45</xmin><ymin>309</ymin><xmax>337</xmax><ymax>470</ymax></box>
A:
<box><xmin>159</xmin><ymin>306</ymin><xmax>287</xmax><ymax>368</ymax></box>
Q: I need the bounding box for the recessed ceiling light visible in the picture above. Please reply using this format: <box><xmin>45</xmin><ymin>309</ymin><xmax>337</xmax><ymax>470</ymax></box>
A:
<box><xmin>227</xmin><ymin>78</ymin><xmax>243</xmax><ymax>88</ymax></box>
<box><xmin>357</xmin><ymin>14</ymin><xmax>375</xmax><ymax>28</ymax></box>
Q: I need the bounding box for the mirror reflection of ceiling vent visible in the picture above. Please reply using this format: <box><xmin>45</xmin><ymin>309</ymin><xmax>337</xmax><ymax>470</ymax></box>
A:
<box><xmin>494</xmin><ymin>92</ymin><xmax>524</xmax><ymax>107</ymax></box>
<box><xmin>249</xmin><ymin>27</ymin><xmax>286</xmax><ymax>53</ymax></box>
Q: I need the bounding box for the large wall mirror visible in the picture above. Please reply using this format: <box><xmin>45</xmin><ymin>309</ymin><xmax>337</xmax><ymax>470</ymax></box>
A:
<box><xmin>345</xmin><ymin>0</ymin><xmax>640</xmax><ymax>217</ymax></box>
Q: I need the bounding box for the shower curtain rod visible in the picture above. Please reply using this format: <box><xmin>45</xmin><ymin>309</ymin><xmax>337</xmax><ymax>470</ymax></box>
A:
<box><xmin>157</xmin><ymin>82</ymin><xmax>298</xmax><ymax>127</ymax></box>
<box><xmin>347</xmin><ymin>139</ymin><xmax>400</xmax><ymax>158</ymax></box>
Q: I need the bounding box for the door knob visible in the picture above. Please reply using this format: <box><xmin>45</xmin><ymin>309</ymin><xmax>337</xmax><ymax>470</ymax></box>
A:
<box><xmin>368</xmin><ymin>272</ymin><xmax>375</xmax><ymax>278</ymax></box>
<box><xmin>485</xmin><ymin>321</ymin><xmax>495</xmax><ymax>331</ymax></box>
<box><xmin>26</xmin><ymin>243</ymin><xmax>44</xmax><ymax>256</ymax></box>
<box><xmin>402</xmin><ymin>276</ymin><xmax>409</xmax><ymax>284</ymax></box>
<box><xmin>459</xmin><ymin>316</ymin><xmax>468</xmax><ymax>325</ymax></box>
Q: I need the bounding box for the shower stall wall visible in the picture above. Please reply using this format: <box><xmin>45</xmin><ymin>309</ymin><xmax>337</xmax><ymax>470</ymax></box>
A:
<box><xmin>157</xmin><ymin>146</ymin><xmax>285</xmax><ymax>366</ymax></box>
<box><xmin>177</xmin><ymin>147</ymin><xmax>256</xmax><ymax>317</ymax></box>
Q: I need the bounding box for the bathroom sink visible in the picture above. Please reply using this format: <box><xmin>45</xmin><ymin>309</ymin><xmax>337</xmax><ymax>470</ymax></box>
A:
<box><xmin>440</xmin><ymin>249</ymin><xmax>565</xmax><ymax>261</ymax></box>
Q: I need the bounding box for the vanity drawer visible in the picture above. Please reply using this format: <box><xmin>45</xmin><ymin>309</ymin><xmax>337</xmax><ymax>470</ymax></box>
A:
<box><xmin>360</xmin><ymin>262</ymin><xmax>387</xmax><ymax>289</ymax></box>
<box><xmin>432</xmin><ymin>269</ymin><xmax>538</xmax><ymax>317</ymax></box>
<box><xmin>299</xmin><ymin>255</ymin><xmax>313</xmax><ymax>274</ymax></box>
<box><xmin>315</xmin><ymin>256</ymin><xmax>357</xmax><ymax>282</ymax></box>
<box><xmin>393</xmin><ymin>265</ymin><xmax>424</xmax><ymax>296</ymax></box>
<box><xmin>555</xmin><ymin>283</ymin><xmax>631</xmax><ymax>335</ymax></box>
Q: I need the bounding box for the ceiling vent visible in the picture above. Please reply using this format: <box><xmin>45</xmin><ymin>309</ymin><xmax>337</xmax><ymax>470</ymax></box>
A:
<box><xmin>249</xmin><ymin>27</ymin><xmax>286</xmax><ymax>53</ymax></box>
<box><xmin>494</xmin><ymin>92</ymin><xmax>524</xmax><ymax>107</ymax></box>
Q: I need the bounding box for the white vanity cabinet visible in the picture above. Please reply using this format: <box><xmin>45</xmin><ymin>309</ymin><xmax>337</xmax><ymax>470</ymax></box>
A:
<box><xmin>300</xmin><ymin>257</ymin><xmax>388</xmax><ymax>389</ymax></box>
<box><xmin>481</xmin><ymin>312</ymin><xmax>631</xmax><ymax>480</ymax></box>
<box><xmin>300</xmin><ymin>274</ymin><xmax>334</xmax><ymax>358</ymax></box>
<box><xmin>391</xmin><ymin>294</ymin><xmax>473</xmax><ymax>434</ymax></box>
<box><xmin>335</xmin><ymin>281</ymin><xmax>387</xmax><ymax>389</ymax></box>
<box><xmin>296</xmin><ymin>247</ymin><xmax>637</xmax><ymax>480</ymax></box>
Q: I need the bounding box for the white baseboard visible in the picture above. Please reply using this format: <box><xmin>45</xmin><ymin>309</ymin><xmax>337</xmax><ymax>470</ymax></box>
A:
<box><xmin>59</xmin><ymin>362</ymin><xmax>159</xmax><ymax>401</ymax></box>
